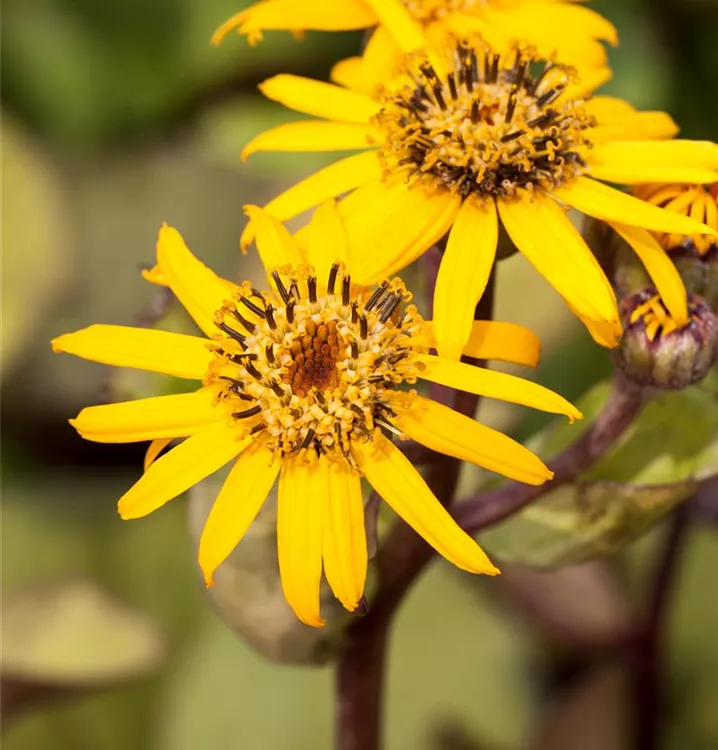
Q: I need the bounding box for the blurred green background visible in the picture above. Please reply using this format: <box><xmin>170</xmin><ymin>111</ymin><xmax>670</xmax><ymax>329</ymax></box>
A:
<box><xmin>2</xmin><ymin>0</ymin><xmax>718</xmax><ymax>748</ymax></box>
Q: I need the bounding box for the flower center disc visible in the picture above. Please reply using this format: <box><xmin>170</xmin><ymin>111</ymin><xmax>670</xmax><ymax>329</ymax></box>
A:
<box><xmin>204</xmin><ymin>267</ymin><xmax>427</xmax><ymax>460</ymax></box>
<box><xmin>283</xmin><ymin>319</ymin><xmax>340</xmax><ymax>396</ymax></box>
<box><xmin>377</xmin><ymin>44</ymin><xmax>592</xmax><ymax>198</ymax></box>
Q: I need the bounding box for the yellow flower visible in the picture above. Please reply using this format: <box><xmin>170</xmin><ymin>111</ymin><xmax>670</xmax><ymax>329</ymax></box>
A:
<box><xmin>52</xmin><ymin>205</ymin><xmax>581</xmax><ymax>627</ymax></box>
<box><xmin>240</xmin><ymin>37</ymin><xmax>718</xmax><ymax>356</ymax></box>
<box><xmin>634</xmin><ymin>183</ymin><xmax>718</xmax><ymax>256</ymax></box>
<box><xmin>213</xmin><ymin>0</ymin><xmax>617</xmax><ymax>71</ymax></box>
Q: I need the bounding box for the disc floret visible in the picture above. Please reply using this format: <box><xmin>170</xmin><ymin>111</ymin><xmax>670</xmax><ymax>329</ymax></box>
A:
<box><xmin>376</xmin><ymin>42</ymin><xmax>593</xmax><ymax>198</ymax></box>
<box><xmin>204</xmin><ymin>266</ymin><xmax>427</xmax><ymax>462</ymax></box>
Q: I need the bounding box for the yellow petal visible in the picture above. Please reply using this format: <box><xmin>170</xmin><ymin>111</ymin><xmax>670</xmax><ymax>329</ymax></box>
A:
<box><xmin>566</xmin><ymin>301</ymin><xmax>623</xmax><ymax>348</ymax></box>
<box><xmin>353</xmin><ymin>435</ymin><xmax>499</xmax><ymax>575</ymax></box>
<box><xmin>240</xmin><ymin>150</ymin><xmax>382</xmax><ymax>249</ymax></box>
<box><xmin>422</xmin><ymin>320</ymin><xmax>541</xmax><ymax>367</ymax></box>
<box><xmin>277</xmin><ymin>456</ymin><xmax>326</xmax><ymax>627</ymax></box>
<box><xmin>118</xmin><ymin>422</ymin><xmax>251</xmax><ymax>520</ymax></box>
<box><xmin>156</xmin><ymin>224</ymin><xmax>236</xmax><ymax>338</ymax></box>
<box><xmin>415</xmin><ymin>353</ymin><xmax>582</xmax><ymax>421</ymax></box>
<box><xmin>586</xmin><ymin>112</ymin><xmax>679</xmax><ymax>143</ymax></box>
<box><xmin>241</xmin><ymin>120</ymin><xmax>382</xmax><ymax>161</ymax></box>
<box><xmin>609</xmin><ymin>223</ymin><xmax>688</xmax><ymax>324</ymax></box>
<box><xmin>561</xmin><ymin>66</ymin><xmax>613</xmax><ymax>102</ymax></box>
<box><xmin>51</xmin><ymin>325</ymin><xmax>211</xmax><ymax>379</ymax></box>
<box><xmin>433</xmin><ymin>197</ymin><xmax>498</xmax><ymax>360</ymax></box>
<box><xmin>394</xmin><ymin>395</ymin><xmax>552</xmax><ymax>485</ymax></box>
<box><xmin>586</xmin><ymin>141</ymin><xmax>718</xmax><ymax>185</ymax></box>
<box><xmin>243</xmin><ymin>204</ymin><xmax>304</xmax><ymax>271</ymax></box>
<box><xmin>70</xmin><ymin>389</ymin><xmax>222</xmax><ymax>443</ymax></box>
<box><xmin>307</xmin><ymin>199</ymin><xmax>350</xmax><ymax>284</ymax></box>
<box><xmin>350</xmin><ymin>184</ymin><xmax>461</xmax><ymax>285</ymax></box>
<box><xmin>320</xmin><ymin>460</ymin><xmax>367</xmax><ymax>612</ymax></box>
<box><xmin>497</xmin><ymin>193</ymin><xmax>618</xmax><ymax>325</ymax></box>
<box><xmin>198</xmin><ymin>439</ymin><xmax>280</xmax><ymax>586</ymax></box>
<box><xmin>553</xmin><ymin>176</ymin><xmax>718</xmax><ymax>238</ymax></box>
<box><xmin>362</xmin><ymin>0</ymin><xmax>427</xmax><ymax>53</ymax></box>
<box><xmin>213</xmin><ymin>0</ymin><xmax>376</xmax><ymax>46</ymax></box>
<box><xmin>144</xmin><ymin>438</ymin><xmax>172</xmax><ymax>471</ymax></box>
<box><xmin>359</xmin><ymin>25</ymin><xmax>402</xmax><ymax>94</ymax></box>
<box><xmin>258</xmin><ymin>74</ymin><xmax>380</xmax><ymax>123</ymax></box>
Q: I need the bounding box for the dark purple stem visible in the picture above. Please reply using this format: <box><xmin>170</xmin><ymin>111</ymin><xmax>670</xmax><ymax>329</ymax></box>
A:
<box><xmin>335</xmin><ymin>262</ymin><xmax>495</xmax><ymax>750</ymax></box>
<box><xmin>633</xmin><ymin>502</ymin><xmax>691</xmax><ymax>750</ymax></box>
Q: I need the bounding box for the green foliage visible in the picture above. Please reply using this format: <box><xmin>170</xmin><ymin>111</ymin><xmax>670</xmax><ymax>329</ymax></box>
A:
<box><xmin>482</xmin><ymin>375</ymin><xmax>718</xmax><ymax>568</ymax></box>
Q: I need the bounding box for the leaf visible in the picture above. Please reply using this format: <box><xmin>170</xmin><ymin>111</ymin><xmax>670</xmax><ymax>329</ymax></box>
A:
<box><xmin>1</xmin><ymin>116</ymin><xmax>69</xmax><ymax>374</ymax></box>
<box><xmin>482</xmin><ymin>478</ymin><xmax>698</xmax><ymax>568</ymax></box>
<box><xmin>482</xmin><ymin>373</ymin><xmax>718</xmax><ymax>567</ymax></box>
<box><xmin>1</xmin><ymin>579</ymin><xmax>165</xmax><ymax>687</ymax></box>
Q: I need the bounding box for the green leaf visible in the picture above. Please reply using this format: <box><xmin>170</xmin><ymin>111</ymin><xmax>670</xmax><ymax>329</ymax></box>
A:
<box><xmin>481</xmin><ymin>374</ymin><xmax>718</xmax><ymax>567</ymax></box>
<box><xmin>2</xmin><ymin>579</ymin><xmax>165</xmax><ymax>687</ymax></box>
<box><xmin>1</xmin><ymin>116</ymin><xmax>69</xmax><ymax>374</ymax></box>
<box><xmin>481</xmin><ymin>478</ymin><xmax>698</xmax><ymax>568</ymax></box>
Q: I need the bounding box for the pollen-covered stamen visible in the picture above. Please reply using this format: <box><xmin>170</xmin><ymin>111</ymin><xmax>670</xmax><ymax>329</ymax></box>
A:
<box><xmin>203</xmin><ymin>268</ymin><xmax>428</xmax><ymax>460</ymax></box>
<box><xmin>376</xmin><ymin>43</ymin><xmax>593</xmax><ymax>198</ymax></box>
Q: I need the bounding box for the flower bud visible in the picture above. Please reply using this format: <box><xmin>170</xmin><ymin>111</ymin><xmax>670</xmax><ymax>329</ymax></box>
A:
<box><xmin>614</xmin><ymin>290</ymin><xmax>717</xmax><ymax>390</ymax></box>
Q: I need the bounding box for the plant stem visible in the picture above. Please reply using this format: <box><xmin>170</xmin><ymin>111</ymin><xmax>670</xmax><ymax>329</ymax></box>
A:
<box><xmin>633</xmin><ymin>503</ymin><xmax>691</xmax><ymax>750</ymax></box>
<box><xmin>335</xmin><ymin>263</ymin><xmax>495</xmax><ymax>750</ymax></box>
<box><xmin>455</xmin><ymin>372</ymin><xmax>645</xmax><ymax>533</ymax></box>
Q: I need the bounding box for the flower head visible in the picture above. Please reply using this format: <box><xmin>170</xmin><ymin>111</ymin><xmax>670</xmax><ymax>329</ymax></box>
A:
<box><xmin>241</xmin><ymin>35</ymin><xmax>718</xmax><ymax>357</ymax></box>
<box><xmin>52</xmin><ymin>205</ymin><xmax>581</xmax><ymax>627</ymax></box>
<box><xmin>615</xmin><ymin>290</ymin><xmax>717</xmax><ymax>389</ymax></box>
<box><xmin>634</xmin><ymin>183</ymin><xmax>718</xmax><ymax>257</ymax></box>
<box><xmin>213</xmin><ymin>0</ymin><xmax>616</xmax><ymax>72</ymax></box>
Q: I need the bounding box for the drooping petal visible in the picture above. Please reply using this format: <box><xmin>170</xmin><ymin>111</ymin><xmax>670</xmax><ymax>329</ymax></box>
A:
<box><xmin>51</xmin><ymin>325</ymin><xmax>212</xmax><ymax>379</ymax></box>
<box><xmin>610</xmin><ymin>223</ymin><xmax>688</xmax><ymax>324</ymax></box>
<box><xmin>211</xmin><ymin>0</ymin><xmax>377</xmax><ymax>46</ymax></box>
<box><xmin>433</xmin><ymin>197</ymin><xmax>498</xmax><ymax>360</ymax></box>
<box><xmin>258</xmin><ymin>75</ymin><xmax>380</xmax><ymax>123</ymax></box>
<box><xmin>415</xmin><ymin>353</ymin><xmax>582</xmax><ymax>421</ymax></box>
<box><xmin>70</xmin><ymin>390</ymin><xmax>223</xmax><ymax>443</ymax></box>
<box><xmin>117</xmin><ymin>422</ymin><xmax>251</xmax><ymax>520</ymax></box>
<box><xmin>353</xmin><ymin>435</ymin><xmax>499</xmax><ymax>575</ymax></box>
<box><xmin>320</xmin><ymin>460</ymin><xmax>367</xmax><ymax>612</ymax></box>
<box><xmin>156</xmin><ymin>225</ymin><xmax>236</xmax><ymax>338</ymax></box>
<box><xmin>497</xmin><ymin>193</ymin><xmax>618</xmax><ymax>325</ymax></box>
<box><xmin>243</xmin><ymin>205</ymin><xmax>305</xmax><ymax>270</ymax></box>
<box><xmin>307</xmin><ymin>199</ymin><xmax>350</xmax><ymax>284</ymax></box>
<box><xmin>240</xmin><ymin>151</ymin><xmax>382</xmax><ymax>249</ymax></box>
<box><xmin>350</xmin><ymin>185</ymin><xmax>461</xmax><ymax>285</ymax></box>
<box><xmin>144</xmin><ymin>438</ymin><xmax>172</xmax><ymax>471</ymax></box>
<box><xmin>241</xmin><ymin>121</ymin><xmax>382</xmax><ymax>161</ymax></box>
<box><xmin>554</xmin><ymin>176</ymin><xmax>718</xmax><ymax>237</ymax></box>
<box><xmin>198</xmin><ymin>439</ymin><xmax>280</xmax><ymax>586</ymax></box>
<box><xmin>586</xmin><ymin>141</ymin><xmax>718</xmax><ymax>185</ymax></box>
<box><xmin>422</xmin><ymin>320</ymin><xmax>541</xmax><ymax>367</ymax></box>
<box><xmin>394</xmin><ymin>395</ymin><xmax>552</xmax><ymax>485</ymax></box>
<box><xmin>277</xmin><ymin>456</ymin><xmax>325</xmax><ymax>627</ymax></box>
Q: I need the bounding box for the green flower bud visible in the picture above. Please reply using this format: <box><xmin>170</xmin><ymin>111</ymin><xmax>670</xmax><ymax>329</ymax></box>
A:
<box><xmin>614</xmin><ymin>290</ymin><xmax>717</xmax><ymax>390</ymax></box>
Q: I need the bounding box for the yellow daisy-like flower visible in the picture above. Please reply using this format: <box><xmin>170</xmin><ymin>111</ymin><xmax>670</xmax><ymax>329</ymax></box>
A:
<box><xmin>213</xmin><ymin>0</ymin><xmax>617</xmax><ymax>72</ymax></box>
<box><xmin>240</xmin><ymin>36</ymin><xmax>718</xmax><ymax>356</ymax></box>
<box><xmin>52</xmin><ymin>205</ymin><xmax>582</xmax><ymax>627</ymax></box>
<box><xmin>634</xmin><ymin>183</ymin><xmax>718</xmax><ymax>256</ymax></box>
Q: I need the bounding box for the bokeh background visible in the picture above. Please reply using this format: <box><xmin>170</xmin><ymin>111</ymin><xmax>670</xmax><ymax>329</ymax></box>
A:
<box><xmin>2</xmin><ymin>0</ymin><xmax>718</xmax><ymax>748</ymax></box>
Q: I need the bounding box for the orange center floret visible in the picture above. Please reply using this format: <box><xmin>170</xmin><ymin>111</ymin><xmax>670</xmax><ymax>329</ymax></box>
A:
<box><xmin>283</xmin><ymin>319</ymin><xmax>341</xmax><ymax>396</ymax></box>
